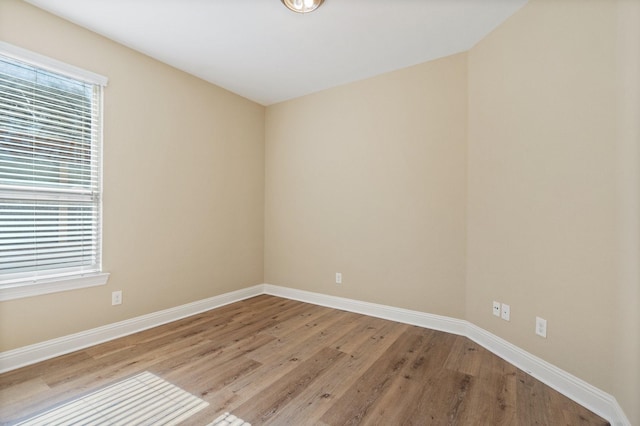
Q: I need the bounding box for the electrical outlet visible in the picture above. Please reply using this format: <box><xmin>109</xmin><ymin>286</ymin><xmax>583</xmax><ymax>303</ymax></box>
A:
<box><xmin>335</xmin><ymin>272</ymin><xmax>342</xmax><ymax>284</ymax></box>
<box><xmin>492</xmin><ymin>301</ymin><xmax>501</xmax><ymax>317</ymax></box>
<box><xmin>501</xmin><ymin>303</ymin><xmax>510</xmax><ymax>321</ymax></box>
<box><xmin>112</xmin><ymin>290</ymin><xmax>122</xmax><ymax>306</ymax></box>
<box><xmin>536</xmin><ymin>316</ymin><xmax>547</xmax><ymax>338</ymax></box>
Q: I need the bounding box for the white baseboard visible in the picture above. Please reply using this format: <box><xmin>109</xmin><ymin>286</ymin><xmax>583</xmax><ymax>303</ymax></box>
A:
<box><xmin>263</xmin><ymin>284</ymin><xmax>630</xmax><ymax>426</ymax></box>
<box><xmin>466</xmin><ymin>324</ymin><xmax>629</xmax><ymax>426</ymax></box>
<box><xmin>0</xmin><ymin>283</ymin><xmax>630</xmax><ymax>425</ymax></box>
<box><xmin>0</xmin><ymin>284</ymin><xmax>263</xmax><ymax>374</ymax></box>
<box><xmin>262</xmin><ymin>284</ymin><xmax>469</xmax><ymax>336</ymax></box>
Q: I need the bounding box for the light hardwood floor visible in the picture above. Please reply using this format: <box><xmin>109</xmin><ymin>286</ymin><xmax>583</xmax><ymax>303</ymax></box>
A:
<box><xmin>0</xmin><ymin>295</ymin><xmax>608</xmax><ymax>425</ymax></box>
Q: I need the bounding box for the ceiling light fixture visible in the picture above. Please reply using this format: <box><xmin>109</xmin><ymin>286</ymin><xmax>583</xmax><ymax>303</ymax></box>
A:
<box><xmin>281</xmin><ymin>0</ymin><xmax>325</xmax><ymax>14</ymax></box>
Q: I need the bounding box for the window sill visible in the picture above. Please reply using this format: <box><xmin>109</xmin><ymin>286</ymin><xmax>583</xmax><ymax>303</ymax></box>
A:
<box><xmin>0</xmin><ymin>272</ymin><xmax>110</xmax><ymax>302</ymax></box>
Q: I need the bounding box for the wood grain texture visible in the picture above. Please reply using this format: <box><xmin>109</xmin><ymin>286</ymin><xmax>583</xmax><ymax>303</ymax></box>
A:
<box><xmin>0</xmin><ymin>295</ymin><xmax>608</xmax><ymax>425</ymax></box>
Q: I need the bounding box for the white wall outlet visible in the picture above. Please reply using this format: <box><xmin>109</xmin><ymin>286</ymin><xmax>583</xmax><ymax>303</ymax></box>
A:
<box><xmin>536</xmin><ymin>316</ymin><xmax>547</xmax><ymax>338</ymax></box>
<box><xmin>335</xmin><ymin>272</ymin><xmax>342</xmax><ymax>284</ymax></box>
<box><xmin>112</xmin><ymin>290</ymin><xmax>122</xmax><ymax>305</ymax></box>
<box><xmin>492</xmin><ymin>301</ymin><xmax>501</xmax><ymax>317</ymax></box>
<box><xmin>501</xmin><ymin>303</ymin><xmax>510</xmax><ymax>321</ymax></box>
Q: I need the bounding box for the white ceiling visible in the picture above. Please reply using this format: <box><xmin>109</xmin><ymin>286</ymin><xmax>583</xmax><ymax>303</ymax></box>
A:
<box><xmin>25</xmin><ymin>0</ymin><xmax>528</xmax><ymax>106</ymax></box>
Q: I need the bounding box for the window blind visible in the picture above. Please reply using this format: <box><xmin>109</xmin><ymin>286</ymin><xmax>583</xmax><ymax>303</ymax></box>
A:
<box><xmin>0</xmin><ymin>54</ymin><xmax>103</xmax><ymax>284</ymax></box>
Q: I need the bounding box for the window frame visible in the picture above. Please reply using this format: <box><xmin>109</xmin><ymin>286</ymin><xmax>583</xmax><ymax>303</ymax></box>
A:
<box><xmin>0</xmin><ymin>42</ymin><xmax>109</xmax><ymax>301</ymax></box>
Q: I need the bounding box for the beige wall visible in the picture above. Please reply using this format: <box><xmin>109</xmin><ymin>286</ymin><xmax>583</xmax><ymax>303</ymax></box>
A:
<box><xmin>265</xmin><ymin>0</ymin><xmax>638</xmax><ymax>422</ymax></box>
<box><xmin>265</xmin><ymin>53</ymin><xmax>468</xmax><ymax>318</ymax></box>
<box><xmin>613</xmin><ymin>0</ymin><xmax>640</xmax><ymax>424</ymax></box>
<box><xmin>1</xmin><ymin>0</ymin><xmax>638</xmax><ymax>423</ymax></box>
<box><xmin>0</xmin><ymin>0</ymin><xmax>265</xmax><ymax>351</ymax></box>
<box><xmin>467</xmin><ymin>0</ymin><xmax>637</xmax><ymax>423</ymax></box>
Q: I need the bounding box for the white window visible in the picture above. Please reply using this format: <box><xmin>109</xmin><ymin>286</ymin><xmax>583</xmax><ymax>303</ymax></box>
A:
<box><xmin>0</xmin><ymin>43</ymin><xmax>109</xmax><ymax>301</ymax></box>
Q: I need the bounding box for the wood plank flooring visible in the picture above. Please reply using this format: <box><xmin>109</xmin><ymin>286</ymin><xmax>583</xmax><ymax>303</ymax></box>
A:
<box><xmin>0</xmin><ymin>295</ymin><xmax>608</xmax><ymax>425</ymax></box>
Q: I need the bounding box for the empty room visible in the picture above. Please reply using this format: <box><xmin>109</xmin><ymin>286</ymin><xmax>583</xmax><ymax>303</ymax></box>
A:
<box><xmin>0</xmin><ymin>0</ymin><xmax>638</xmax><ymax>424</ymax></box>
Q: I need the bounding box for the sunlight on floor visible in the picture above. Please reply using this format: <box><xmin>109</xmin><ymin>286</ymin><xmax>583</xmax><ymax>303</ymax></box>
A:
<box><xmin>16</xmin><ymin>371</ymin><xmax>208</xmax><ymax>425</ymax></box>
